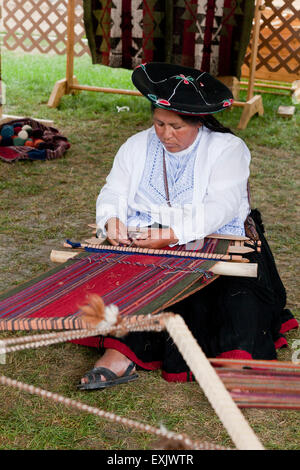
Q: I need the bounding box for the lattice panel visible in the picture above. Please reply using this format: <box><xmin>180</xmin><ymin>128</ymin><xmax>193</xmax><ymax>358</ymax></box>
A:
<box><xmin>243</xmin><ymin>0</ymin><xmax>300</xmax><ymax>82</ymax></box>
<box><xmin>2</xmin><ymin>0</ymin><xmax>90</xmax><ymax>56</ymax></box>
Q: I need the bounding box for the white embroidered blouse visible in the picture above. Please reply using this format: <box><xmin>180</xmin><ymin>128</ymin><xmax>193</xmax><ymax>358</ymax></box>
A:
<box><xmin>96</xmin><ymin>125</ymin><xmax>251</xmax><ymax>245</ymax></box>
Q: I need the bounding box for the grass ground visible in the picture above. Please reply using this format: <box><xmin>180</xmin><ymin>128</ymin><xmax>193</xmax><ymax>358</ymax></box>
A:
<box><xmin>0</xmin><ymin>50</ymin><xmax>299</xmax><ymax>450</ymax></box>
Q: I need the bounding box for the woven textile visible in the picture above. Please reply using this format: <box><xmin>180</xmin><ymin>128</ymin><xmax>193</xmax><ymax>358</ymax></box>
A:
<box><xmin>0</xmin><ymin>238</ymin><xmax>229</xmax><ymax>331</ymax></box>
<box><xmin>83</xmin><ymin>0</ymin><xmax>254</xmax><ymax>78</ymax></box>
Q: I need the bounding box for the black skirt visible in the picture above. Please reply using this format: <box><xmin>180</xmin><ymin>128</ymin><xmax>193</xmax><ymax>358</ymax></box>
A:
<box><xmin>97</xmin><ymin>210</ymin><xmax>298</xmax><ymax>382</ymax></box>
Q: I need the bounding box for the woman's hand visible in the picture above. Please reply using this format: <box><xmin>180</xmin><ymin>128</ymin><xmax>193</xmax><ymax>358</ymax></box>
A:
<box><xmin>132</xmin><ymin>227</ymin><xmax>178</xmax><ymax>249</ymax></box>
<box><xmin>105</xmin><ymin>218</ymin><xmax>130</xmax><ymax>246</ymax></box>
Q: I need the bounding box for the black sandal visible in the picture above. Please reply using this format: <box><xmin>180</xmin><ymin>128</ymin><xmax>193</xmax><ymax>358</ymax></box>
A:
<box><xmin>77</xmin><ymin>361</ymin><xmax>138</xmax><ymax>391</ymax></box>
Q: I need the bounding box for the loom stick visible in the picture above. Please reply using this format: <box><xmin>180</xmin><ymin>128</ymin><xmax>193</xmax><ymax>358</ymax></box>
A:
<box><xmin>70</xmin><ymin>239</ymin><xmax>248</xmax><ymax>262</ymax></box>
<box><xmin>227</xmin><ymin>245</ymin><xmax>254</xmax><ymax>254</ymax></box>
<box><xmin>209</xmin><ymin>358</ymin><xmax>300</xmax><ymax>371</ymax></box>
<box><xmin>236</xmin><ymin>403</ymin><xmax>300</xmax><ymax>410</ymax></box>
<box><xmin>84</xmin><ymin>238</ymin><xmax>253</xmax><ymax>254</ymax></box>
<box><xmin>208</xmin><ymin>233</ymin><xmax>261</xmax><ymax>246</ymax></box>
<box><xmin>50</xmin><ymin>250</ymin><xmax>79</xmax><ymax>263</ymax></box>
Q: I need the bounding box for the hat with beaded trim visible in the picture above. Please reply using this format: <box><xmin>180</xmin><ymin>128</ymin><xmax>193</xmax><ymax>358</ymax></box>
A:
<box><xmin>132</xmin><ymin>62</ymin><xmax>233</xmax><ymax>115</ymax></box>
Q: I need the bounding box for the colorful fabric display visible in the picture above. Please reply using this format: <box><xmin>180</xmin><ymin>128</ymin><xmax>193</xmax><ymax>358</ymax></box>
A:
<box><xmin>83</xmin><ymin>0</ymin><xmax>254</xmax><ymax>78</ymax></box>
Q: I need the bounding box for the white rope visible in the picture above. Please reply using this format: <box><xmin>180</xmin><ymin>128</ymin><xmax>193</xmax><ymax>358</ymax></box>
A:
<box><xmin>164</xmin><ymin>314</ymin><xmax>264</xmax><ymax>450</ymax></box>
<box><xmin>0</xmin><ymin>308</ymin><xmax>264</xmax><ymax>449</ymax></box>
<box><xmin>0</xmin><ymin>374</ymin><xmax>231</xmax><ymax>450</ymax></box>
<box><xmin>0</xmin><ymin>313</ymin><xmax>169</xmax><ymax>355</ymax></box>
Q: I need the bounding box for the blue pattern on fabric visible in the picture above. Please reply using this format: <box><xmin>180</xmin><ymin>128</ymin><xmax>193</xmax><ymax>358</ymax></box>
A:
<box><xmin>139</xmin><ymin>131</ymin><xmax>199</xmax><ymax>207</ymax></box>
<box><xmin>216</xmin><ymin>214</ymin><xmax>246</xmax><ymax>236</ymax></box>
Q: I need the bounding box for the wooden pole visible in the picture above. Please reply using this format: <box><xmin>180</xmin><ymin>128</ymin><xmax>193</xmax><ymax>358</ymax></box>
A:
<box><xmin>66</xmin><ymin>0</ymin><xmax>75</xmax><ymax>94</ymax></box>
<box><xmin>247</xmin><ymin>0</ymin><xmax>263</xmax><ymax>101</ymax></box>
<box><xmin>70</xmin><ymin>84</ymin><xmax>141</xmax><ymax>96</ymax></box>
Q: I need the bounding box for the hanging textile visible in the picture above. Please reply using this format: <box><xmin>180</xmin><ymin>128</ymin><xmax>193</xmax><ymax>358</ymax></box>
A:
<box><xmin>83</xmin><ymin>0</ymin><xmax>255</xmax><ymax>78</ymax></box>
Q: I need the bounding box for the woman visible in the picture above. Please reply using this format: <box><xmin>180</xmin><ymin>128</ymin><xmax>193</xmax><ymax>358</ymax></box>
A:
<box><xmin>78</xmin><ymin>63</ymin><xmax>297</xmax><ymax>390</ymax></box>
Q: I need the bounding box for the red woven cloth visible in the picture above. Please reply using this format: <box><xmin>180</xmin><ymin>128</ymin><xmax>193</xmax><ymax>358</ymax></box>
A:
<box><xmin>0</xmin><ymin>239</ymin><xmax>228</xmax><ymax>331</ymax></box>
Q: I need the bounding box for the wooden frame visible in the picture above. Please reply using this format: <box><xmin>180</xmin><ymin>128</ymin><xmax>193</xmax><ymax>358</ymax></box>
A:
<box><xmin>48</xmin><ymin>0</ymin><xmax>264</xmax><ymax>130</ymax></box>
<box><xmin>233</xmin><ymin>0</ymin><xmax>264</xmax><ymax>129</ymax></box>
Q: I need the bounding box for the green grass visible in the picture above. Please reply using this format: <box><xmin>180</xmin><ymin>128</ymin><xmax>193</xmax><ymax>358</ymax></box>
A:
<box><xmin>0</xmin><ymin>49</ymin><xmax>299</xmax><ymax>450</ymax></box>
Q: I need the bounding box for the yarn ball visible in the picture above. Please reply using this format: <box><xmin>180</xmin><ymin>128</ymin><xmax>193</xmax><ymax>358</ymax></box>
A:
<box><xmin>18</xmin><ymin>130</ymin><xmax>29</xmax><ymax>140</ymax></box>
<box><xmin>14</xmin><ymin>126</ymin><xmax>22</xmax><ymax>135</ymax></box>
<box><xmin>22</xmin><ymin>125</ymin><xmax>33</xmax><ymax>136</ymax></box>
<box><xmin>1</xmin><ymin>125</ymin><xmax>14</xmax><ymax>138</ymax></box>
<box><xmin>33</xmin><ymin>139</ymin><xmax>45</xmax><ymax>148</ymax></box>
<box><xmin>22</xmin><ymin>124</ymin><xmax>32</xmax><ymax>131</ymax></box>
<box><xmin>13</xmin><ymin>136</ymin><xmax>26</xmax><ymax>146</ymax></box>
<box><xmin>1</xmin><ymin>137</ymin><xmax>14</xmax><ymax>146</ymax></box>
<box><xmin>25</xmin><ymin>139</ymin><xmax>35</xmax><ymax>147</ymax></box>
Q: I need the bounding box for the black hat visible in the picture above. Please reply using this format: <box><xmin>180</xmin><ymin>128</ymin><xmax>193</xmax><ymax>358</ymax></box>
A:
<box><xmin>132</xmin><ymin>62</ymin><xmax>233</xmax><ymax>115</ymax></box>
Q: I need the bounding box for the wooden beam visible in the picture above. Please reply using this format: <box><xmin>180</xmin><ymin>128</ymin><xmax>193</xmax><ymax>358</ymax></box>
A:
<box><xmin>70</xmin><ymin>84</ymin><xmax>141</xmax><ymax>96</ymax></box>
<box><xmin>247</xmin><ymin>0</ymin><xmax>264</xmax><ymax>101</ymax></box>
<box><xmin>66</xmin><ymin>0</ymin><xmax>75</xmax><ymax>94</ymax></box>
<box><xmin>235</xmin><ymin>95</ymin><xmax>264</xmax><ymax>130</ymax></box>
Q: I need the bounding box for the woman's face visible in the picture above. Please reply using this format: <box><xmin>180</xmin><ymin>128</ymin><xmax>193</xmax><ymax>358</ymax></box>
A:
<box><xmin>153</xmin><ymin>108</ymin><xmax>201</xmax><ymax>153</ymax></box>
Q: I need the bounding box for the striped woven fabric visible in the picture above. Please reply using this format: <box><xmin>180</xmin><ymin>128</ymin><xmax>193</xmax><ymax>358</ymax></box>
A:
<box><xmin>0</xmin><ymin>238</ymin><xmax>229</xmax><ymax>331</ymax></box>
<box><xmin>83</xmin><ymin>0</ymin><xmax>254</xmax><ymax>78</ymax></box>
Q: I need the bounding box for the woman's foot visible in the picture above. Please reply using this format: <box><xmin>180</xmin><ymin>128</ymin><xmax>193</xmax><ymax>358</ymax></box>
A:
<box><xmin>78</xmin><ymin>348</ymin><xmax>138</xmax><ymax>390</ymax></box>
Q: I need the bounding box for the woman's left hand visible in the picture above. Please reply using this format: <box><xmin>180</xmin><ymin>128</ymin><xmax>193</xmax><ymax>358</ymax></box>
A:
<box><xmin>131</xmin><ymin>227</ymin><xmax>178</xmax><ymax>249</ymax></box>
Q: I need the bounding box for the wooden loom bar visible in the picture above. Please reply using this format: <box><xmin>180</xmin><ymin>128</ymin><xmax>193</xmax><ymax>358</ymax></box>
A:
<box><xmin>70</xmin><ymin>84</ymin><xmax>141</xmax><ymax>96</ymax></box>
<box><xmin>210</xmin><ymin>358</ymin><xmax>300</xmax><ymax>370</ymax></box>
<box><xmin>63</xmin><ymin>241</ymin><xmax>247</xmax><ymax>262</ymax></box>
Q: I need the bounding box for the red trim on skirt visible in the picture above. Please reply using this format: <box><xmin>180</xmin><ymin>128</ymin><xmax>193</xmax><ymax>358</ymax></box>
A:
<box><xmin>280</xmin><ymin>318</ymin><xmax>299</xmax><ymax>334</ymax></box>
<box><xmin>162</xmin><ymin>370</ymin><xmax>194</xmax><ymax>383</ymax></box>
<box><xmin>71</xmin><ymin>337</ymin><xmax>100</xmax><ymax>348</ymax></box>
<box><xmin>274</xmin><ymin>337</ymin><xmax>288</xmax><ymax>349</ymax></box>
<box><xmin>216</xmin><ymin>349</ymin><xmax>253</xmax><ymax>360</ymax></box>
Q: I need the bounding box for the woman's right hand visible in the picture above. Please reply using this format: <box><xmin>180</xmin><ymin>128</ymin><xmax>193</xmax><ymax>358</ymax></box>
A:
<box><xmin>105</xmin><ymin>217</ymin><xmax>130</xmax><ymax>246</ymax></box>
